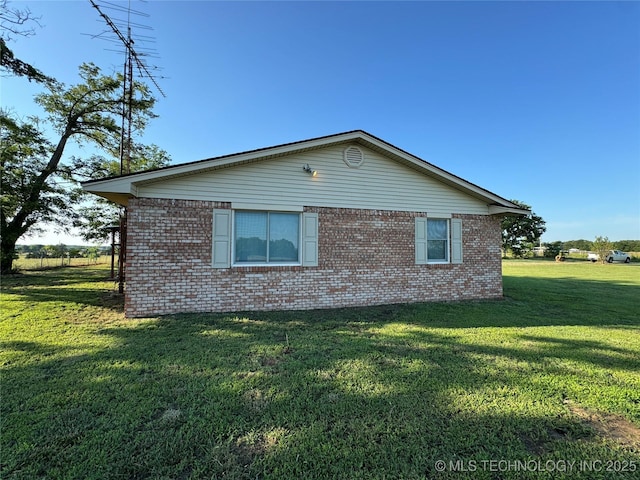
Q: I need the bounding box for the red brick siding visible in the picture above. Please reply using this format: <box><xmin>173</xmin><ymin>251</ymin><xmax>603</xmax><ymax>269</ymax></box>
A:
<box><xmin>125</xmin><ymin>198</ymin><xmax>503</xmax><ymax>317</ymax></box>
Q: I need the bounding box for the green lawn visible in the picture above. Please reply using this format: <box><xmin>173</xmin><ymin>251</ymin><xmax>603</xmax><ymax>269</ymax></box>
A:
<box><xmin>1</xmin><ymin>261</ymin><xmax>638</xmax><ymax>479</ymax></box>
<box><xmin>11</xmin><ymin>254</ymin><xmax>112</xmax><ymax>271</ymax></box>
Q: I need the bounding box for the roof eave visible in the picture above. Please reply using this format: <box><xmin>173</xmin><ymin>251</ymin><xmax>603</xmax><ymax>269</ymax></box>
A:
<box><xmin>350</xmin><ymin>133</ymin><xmax>522</xmax><ymax>208</ymax></box>
<box><xmin>81</xmin><ymin>130</ymin><xmax>526</xmax><ymax>211</ymax></box>
<box><xmin>488</xmin><ymin>205</ymin><xmax>531</xmax><ymax>216</ymax></box>
<box><xmin>82</xmin><ymin>180</ymin><xmax>137</xmax><ymax>206</ymax></box>
<box><xmin>82</xmin><ymin>130</ymin><xmax>369</xmax><ymax>188</ymax></box>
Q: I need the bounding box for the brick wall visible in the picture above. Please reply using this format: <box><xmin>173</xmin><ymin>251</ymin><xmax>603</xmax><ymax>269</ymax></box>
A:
<box><xmin>125</xmin><ymin>198</ymin><xmax>503</xmax><ymax>317</ymax></box>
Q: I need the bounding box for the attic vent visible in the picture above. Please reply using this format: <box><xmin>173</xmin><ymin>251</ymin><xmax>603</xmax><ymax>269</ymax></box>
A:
<box><xmin>343</xmin><ymin>146</ymin><xmax>364</xmax><ymax>168</ymax></box>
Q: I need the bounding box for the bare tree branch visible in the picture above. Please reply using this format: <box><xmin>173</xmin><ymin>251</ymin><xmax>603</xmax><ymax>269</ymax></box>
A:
<box><xmin>0</xmin><ymin>0</ymin><xmax>42</xmax><ymax>40</ymax></box>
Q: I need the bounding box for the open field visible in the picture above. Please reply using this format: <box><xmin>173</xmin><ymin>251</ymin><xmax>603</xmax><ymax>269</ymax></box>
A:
<box><xmin>1</xmin><ymin>261</ymin><xmax>639</xmax><ymax>479</ymax></box>
<box><xmin>11</xmin><ymin>254</ymin><xmax>112</xmax><ymax>271</ymax></box>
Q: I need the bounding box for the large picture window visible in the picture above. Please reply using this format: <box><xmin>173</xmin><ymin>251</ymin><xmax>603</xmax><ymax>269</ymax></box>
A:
<box><xmin>234</xmin><ymin>211</ymin><xmax>300</xmax><ymax>263</ymax></box>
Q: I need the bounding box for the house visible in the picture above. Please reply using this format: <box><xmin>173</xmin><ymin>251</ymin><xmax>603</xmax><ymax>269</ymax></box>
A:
<box><xmin>82</xmin><ymin>130</ymin><xmax>529</xmax><ymax>317</ymax></box>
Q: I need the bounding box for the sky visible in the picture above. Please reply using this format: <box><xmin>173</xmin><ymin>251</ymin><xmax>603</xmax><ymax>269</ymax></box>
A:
<box><xmin>4</xmin><ymin>0</ymin><xmax>640</xmax><ymax>245</ymax></box>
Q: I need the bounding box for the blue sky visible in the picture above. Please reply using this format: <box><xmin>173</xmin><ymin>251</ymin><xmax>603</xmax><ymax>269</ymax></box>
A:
<box><xmin>5</xmin><ymin>0</ymin><xmax>640</xmax><ymax>244</ymax></box>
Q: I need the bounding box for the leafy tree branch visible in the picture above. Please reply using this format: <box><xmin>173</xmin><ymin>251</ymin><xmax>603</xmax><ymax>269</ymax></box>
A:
<box><xmin>501</xmin><ymin>200</ymin><xmax>546</xmax><ymax>258</ymax></box>
<box><xmin>1</xmin><ymin>63</ymin><xmax>162</xmax><ymax>273</ymax></box>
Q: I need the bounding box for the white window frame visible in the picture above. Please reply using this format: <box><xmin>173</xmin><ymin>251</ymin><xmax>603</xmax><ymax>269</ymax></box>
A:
<box><xmin>212</xmin><ymin>208</ymin><xmax>318</xmax><ymax>269</ymax></box>
<box><xmin>415</xmin><ymin>216</ymin><xmax>463</xmax><ymax>265</ymax></box>
<box><xmin>426</xmin><ymin>218</ymin><xmax>450</xmax><ymax>264</ymax></box>
<box><xmin>232</xmin><ymin>210</ymin><xmax>302</xmax><ymax>266</ymax></box>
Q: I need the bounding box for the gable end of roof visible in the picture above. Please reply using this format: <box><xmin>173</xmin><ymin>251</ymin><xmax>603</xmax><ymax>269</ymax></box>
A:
<box><xmin>82</xmin><ymin>130</ymin><xmax>528</xmax><ymax>214</ymax></box>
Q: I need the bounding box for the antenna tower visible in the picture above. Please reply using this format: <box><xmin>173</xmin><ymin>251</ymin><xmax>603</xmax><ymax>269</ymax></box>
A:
<box><xmin>88</xmin><ymin>0</ymin><xmax>165</xmax><ymax>293</ymax></box>
<box><xmin>88</xmin><ymin>0</ymin><xmax>165</xmax><ymax>174</ymax></box>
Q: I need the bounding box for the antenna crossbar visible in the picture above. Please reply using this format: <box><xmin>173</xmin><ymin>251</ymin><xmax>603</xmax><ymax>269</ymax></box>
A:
<box><xmin>89</xmin><ymin>0</ymin><xmax>165</xmax><ymax>97</ymax></box>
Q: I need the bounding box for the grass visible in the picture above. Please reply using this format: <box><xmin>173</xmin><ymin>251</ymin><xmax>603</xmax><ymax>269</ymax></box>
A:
<box><xmin>11</xmin><ymin>254</ymin><xmax>112</xmax><ymax>271</ymax></box>
<box><xmin>1</xmin><ymin>261</ymin><xmax>639</xmax><ymax>479</ymax></box>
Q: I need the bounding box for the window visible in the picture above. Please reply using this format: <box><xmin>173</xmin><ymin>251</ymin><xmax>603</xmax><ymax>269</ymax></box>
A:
<box><xmin>427</xmin><ymin>219</ymin><xmax>449</xmax><ymax>262</ymax></box>
<box><xmin>213</xmin><ymin>209</ymin><xmax>318</xmax><ymax>268</ymax></box>
<box><xmin>415</xmin><ymin>217</ymin><xmax>463</xmax><ymax>265</ymax></box>
<box><xmin>234</xmin><ymin>211</ymin><xmax>300</xmax><ymax>264</ymax></box>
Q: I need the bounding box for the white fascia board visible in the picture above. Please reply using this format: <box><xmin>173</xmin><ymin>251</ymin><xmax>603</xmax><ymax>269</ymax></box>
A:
<box><xmin>82</xmin><ymin>131</ymin><xmax>364</xmax><ymax>192</ymax></box>
<box><xmin>488</xmin><ymin>205</ymin><xmax>531</xmax><ymax>216</ymax></box>
<box><xmin>83</xmin><ymin>177</ymin><xmax>137</xmax><ymax>193</ymax></box>
<box><xmin>82</xmin><ymin>177</ymin><xmax>138</xmax><ymax>206</ymax></box>
<box><xmin>136</xmin><ymin>132</ymin><xmax>365</xmax><ymax>184</ymax></box>
<box><xmin>81</xmin><ymin>130</ymin><xmax>524</xmax><ymax>212</ymax></box>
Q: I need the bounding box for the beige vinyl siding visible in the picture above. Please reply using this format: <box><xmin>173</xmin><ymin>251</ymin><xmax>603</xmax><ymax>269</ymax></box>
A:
<box><xmin>137</xmin><ymin>145</ymin><xmax>489</xmax><ymax>215</ymax></box>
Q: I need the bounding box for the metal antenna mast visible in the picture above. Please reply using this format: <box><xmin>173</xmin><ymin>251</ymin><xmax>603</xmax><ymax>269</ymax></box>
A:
<box><xmin>88</xmin><ymin>0</ymin><xmax>165</xmax><ymax>292</ymax></box>
<box><xmin>89</xmin><ymin>0</ymin><xmax>165</xmax><ymax>173</ymax></box>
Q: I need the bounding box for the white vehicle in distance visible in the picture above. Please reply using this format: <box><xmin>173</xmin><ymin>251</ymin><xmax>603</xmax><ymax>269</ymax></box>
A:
<box><xmin>587</xmin><ymin>250</ymin><xmax>632</xmax><ymax>263</ymax></box>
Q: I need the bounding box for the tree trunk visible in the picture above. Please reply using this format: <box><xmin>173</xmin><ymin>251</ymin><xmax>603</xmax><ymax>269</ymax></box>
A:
<box><xmin>0</xmin><ymin>131</ymin><xmax>73</xmax><ymax>274</ymax></box>
<box><xmin>1</xmin><ymin>236</ymin><xmax>18</xmax><ymax>273</ymax></box>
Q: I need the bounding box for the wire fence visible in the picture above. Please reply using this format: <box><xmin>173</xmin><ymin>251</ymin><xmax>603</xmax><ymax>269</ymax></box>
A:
<box><xmin>12</xmin><ymin>255</ymin><xmax>114</xmax><ymax>271</ymax></box>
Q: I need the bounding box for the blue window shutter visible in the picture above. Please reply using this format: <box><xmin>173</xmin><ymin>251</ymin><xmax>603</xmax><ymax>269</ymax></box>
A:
<box><xmin>212</xmin><ymin>209</ymin><xmax>231</xmax><ymax>268</ymax></box>
<box><xmin>415</xmin><ymin>217</ymin><xmax>428</xmax><ymax>264</ymax></box>
<box><xmin>302</xmin><ymin>213</ymin><xmax>318</xmax><ymax>267</ymax></box>
<box><xmin>451</xmin><ymin>218</ymin><xmax>463</xmax><ymax>264</ymax></box>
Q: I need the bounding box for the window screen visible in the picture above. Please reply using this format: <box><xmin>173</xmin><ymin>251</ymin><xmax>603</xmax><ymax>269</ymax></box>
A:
<box><xmin>427</xmin><ymin>219</ymin><xmax>449</xmax><ymax>262</ymax></box>
<box><xmin>235</xmin><ymin>211</ymin><xmax>299</xmax><ymax>263</ymax></box>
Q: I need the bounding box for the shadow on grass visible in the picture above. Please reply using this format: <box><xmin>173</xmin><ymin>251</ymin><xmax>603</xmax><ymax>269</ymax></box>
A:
<box><xmin>2</xmin><ymin>267</ymin><xmax>639</xmax><ymax>478</ymax></box>
<box><xmin>1</xmin><ymin>266</ymin><xmax>122</xmax><ymax>312</ymax></box>
<box><xmin>4</xmin><ymin>307</ymin><xmax>639</xmax><ymax>478</ymax></box>
<box><xmin>388</xmin><ymin>274</ymin><xmax>640</xmax><ymax>329</ymax></box>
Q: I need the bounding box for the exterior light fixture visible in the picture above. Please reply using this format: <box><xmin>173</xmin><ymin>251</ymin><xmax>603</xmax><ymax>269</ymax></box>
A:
<box><xmin>303</xmin><ymin>164</ymin><xmax>318</xmax><ymax>176</ymax></box>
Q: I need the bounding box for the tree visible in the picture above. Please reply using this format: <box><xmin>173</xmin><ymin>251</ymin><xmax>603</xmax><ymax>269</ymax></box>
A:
<box><xmin>1</xmin><ymin>63</ymin><xmax>157</xmax><ymax>273</ymax></box>
<box><xmin>53</xmin><ymin>242</ymin><xmax>67</xmax><ymax>266</ymax></box>
<box><xmin>563</xmin><ymin>239</ymin><xmax>592</xmax><ymax>251</ymax></box>
<box><xmin>1</xmin><ymin>0</ymin><xmax>39</xmax><ymax>38</ymax></box>
<box><xmin>501</xmin><ymin>200</ymin><xmax>546</xmax><ymax>258</ymax></box>
<box><xmin>71</xmin><ymin>144</ymin><xmax>170</xmax><ymax>242</ymax></box>
<box><xmin>614</xmin><ymin>240</ymin><xmax>640</xmax><ymax>252</ymax></box>
<box><xmin>25</xmin><ymin>247</ymin><xmax>43</xmax><ymax>259</ymax></box>
<box><xmin>0</xmin><ymin>113</ymin><xmax>59</xmax><ymax>270</ymax></box>
<box><xmin>41</xmin><ymin>244</ymin><xmax>56</xmax><ymax>259</ymax></box>
<box><xmin>85</xmin><ymin>246</ymin><xmax>100</xmax><ymax>264</ymax></box>
<box><xmin>0</xmin><ymin>0</ymin><xmax>53</xmax><ymax>83</ymax></box>
<box><xmin>592</xmin><ymin>236</ymin><xmax>613</xmax><ymax>264</ymax></box>
<box><xmin>542</xmin><ymin>241</ymin><xmax>563</xmax><ymax>259</ymax></box>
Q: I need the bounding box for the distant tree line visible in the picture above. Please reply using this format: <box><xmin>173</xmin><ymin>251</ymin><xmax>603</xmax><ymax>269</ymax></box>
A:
<box><xmin>554</xmin><ymin>239</ymin><xmax>640</xmax><ymax>252</ymax></box>
<box><xmin>537</xmin><ymin>239</ymin><xmax>640</xmax><ymax>260</ymax></box>
<box><xmin>16</xmin><ymin>244</ymin><xmax>110</xmax><ymax>259</ymax></box>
